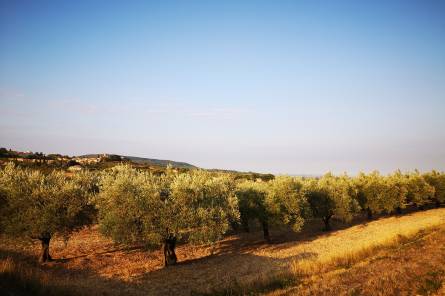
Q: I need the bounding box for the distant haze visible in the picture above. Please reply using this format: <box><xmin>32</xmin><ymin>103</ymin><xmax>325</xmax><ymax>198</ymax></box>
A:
<box><xmin>1</xmin><ymin>1</ymin><xmax>445</xmax><ymax>175</ymax></box>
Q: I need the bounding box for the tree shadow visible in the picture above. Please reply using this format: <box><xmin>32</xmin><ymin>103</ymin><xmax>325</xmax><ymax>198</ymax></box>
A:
<box><xmin>0</xmin><ymin>248</ymin><xmax>149</xmax><ymax>296</ymax></box>
<box><xmin>0</xmin><ymin>245</ymin><xmax>312</xmax><ymax>296</ymax></box>
<box><xmin>135</xmin><ymin>251</ymin><xmax>310</xmax><ymax>295</ymax></box>
<box><xmin>56</xmin><ymin>245</ymin><xmax>145</xmax><ymax>261</ymax></box>
<box><xmin>2</xmin><ymin>207</ymin><xmax>440</xmax><ymax>296</ymax></box>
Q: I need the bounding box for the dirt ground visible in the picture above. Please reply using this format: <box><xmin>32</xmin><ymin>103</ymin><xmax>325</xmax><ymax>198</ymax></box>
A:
<box><xmin>1</xmin><ymin>208</ymin><xmax>445</xmax><ymax>295</ymax></box>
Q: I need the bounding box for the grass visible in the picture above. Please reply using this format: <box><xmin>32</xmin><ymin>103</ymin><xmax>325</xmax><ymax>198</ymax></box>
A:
<box><xmin>0</xmin><ymin>256</ymin><xmax>76</xmax><ymax>296</ymax></box>
<box><xmin>1</xmin><ymin>208</ymin><xmax>445</xmax><ymax>295</ymax></box>
<box><xmin>267</xmin><ymin>225</ymin><xmax>445</xmax><ymax>295</ymax></box>
<box><xmin>417</xmin><ymin>270</ymin><xmax>445</xmax><ymax>296</ymax></box>
<box><xmin>191</xmin><ymin>272</ymin><xmax>298</xmax><ymax>296</ymax></box>
<box><xmin>290</xmin><ymin>227</ymin><xmax>433</xmax><ymax>276</ymax></box>
<box><xmin>199</xmin><ymin>225</ymin><xmax>445</xmax><ymax>295</ymax></box>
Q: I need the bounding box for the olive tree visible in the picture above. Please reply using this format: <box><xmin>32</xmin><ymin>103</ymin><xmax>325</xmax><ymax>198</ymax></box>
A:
<box><xmin>423</xmin><ymin>170</ymin><xmax>445</xmax><ymax>207</ymax></box>
<box><xmin>265</xmin><ymin>176</ymin><xmax>307</xmax><ymax>238</ymax></box>
<box><xmin>404</xmin><ymin>171</ymin><xmax>435</xmax><ymax>209</ymax></box>
<box><xmin>235</xmin><ymin>180</ymin><xmax>271</xmax><ymax>241</ymax></box>
<box><xmin>385</xmin><ymin>171</ymin><xmax>409</xmax><ymax>214</ymax></box>
<box><xmin>354</xmin><ymin>171</ymin><xmax>394</xmax><ymax>219</ymax></box>
<box><xmin>304</xmin><ymin>174</ymin><xmax>358</xmax><ymax>231</ymax></box>
<box><xmin>0</xmin><ymin>163</ymin><xmax>96</xmax><ymax>262</ymax></box>
<box><xmin>94</xmin><ymin>165</ymin><xmax>239</xmax><ymax>266</ymax></box>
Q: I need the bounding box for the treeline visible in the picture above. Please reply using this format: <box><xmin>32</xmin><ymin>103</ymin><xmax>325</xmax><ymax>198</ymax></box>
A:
<box><xmin>0</xmin><ymin>148</ymin><xmax>70</xmax><ymax>160</ymax></box>
<box><xmin>0</xmin><ymin>163</ymin><xmax>444</xmax><ymax>266</ymax></box>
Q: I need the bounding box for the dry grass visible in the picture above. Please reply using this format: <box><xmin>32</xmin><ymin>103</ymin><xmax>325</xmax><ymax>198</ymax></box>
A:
<box><xmin>268</xmin><ymin>224</ymin><xmax>445</xmax><ymax>296</ymax></box>
<box><xmin>1</xmin><ymin>208</ymin><xmax>445</xmax><ymax>295</ymax></box>
<box><xmin>0</xmin><ymin>256</ymin><xmax>79</xmax><ymax>295</ymax></box>
<box><xmin>289</xmin><ymin>219</ymin><xmax>443</xmax><ymax>276</ymax></box>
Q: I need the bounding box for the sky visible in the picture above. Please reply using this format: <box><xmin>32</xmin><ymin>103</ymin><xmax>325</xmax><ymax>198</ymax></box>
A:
<box><xmin>1</xmin><ymin>0</ymin><xmax>445</xmax><ymax>175</ymax></box>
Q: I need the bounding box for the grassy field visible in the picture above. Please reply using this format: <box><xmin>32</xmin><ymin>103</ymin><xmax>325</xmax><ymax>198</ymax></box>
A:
<box><xmin>268</xmin><ymin>225</ymin><xmax>445</xmax><ymax>296</ymax></box>
<box><xmin>1</xmin><ymin>208</ymin><xmax>445</xmax><ymax>295</ymax></box>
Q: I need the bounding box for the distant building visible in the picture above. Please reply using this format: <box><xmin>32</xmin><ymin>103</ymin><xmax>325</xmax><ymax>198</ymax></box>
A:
<box><xmin>67</xmin><ymin>165</ymin><xmax>83</xmax><ymax>171</ymax></box>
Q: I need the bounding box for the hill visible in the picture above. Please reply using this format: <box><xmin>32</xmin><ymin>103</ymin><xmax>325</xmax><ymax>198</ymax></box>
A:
<box><xmin>78</xmin><ymin>154</ymin><xmax>197</xmax><ymax>169</ymax></box>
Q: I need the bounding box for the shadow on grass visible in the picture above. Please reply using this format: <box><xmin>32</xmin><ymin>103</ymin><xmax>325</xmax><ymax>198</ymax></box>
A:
<box><xmin>0</xmin><ymin>249</ymin><xmax>146</xmax><ymax>296</ymax></box>
<box><xmin>1</xmin><ymin>207</ymin><xmax>441</xmax><ymax>296</ymax></box>
<box><xmin>1</xmin><ymin>247</ymin><xmax>302</xmax><ymax>296</ymax></box>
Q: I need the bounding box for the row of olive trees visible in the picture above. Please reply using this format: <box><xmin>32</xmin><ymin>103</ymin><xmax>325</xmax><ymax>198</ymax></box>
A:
<box><xmin>1</xmin><ymin>163</ymin><xmax>444</xmax><ymax>265</ymax></box>
<box><xmin>0</xmin><ymin>164</ymin><xmax>239</xmax><ymax>265</ymax></box>
<box><xmin>235</xmin><ymin>170</ymin><xmax>444</xmax><ymax>237</ymax></box>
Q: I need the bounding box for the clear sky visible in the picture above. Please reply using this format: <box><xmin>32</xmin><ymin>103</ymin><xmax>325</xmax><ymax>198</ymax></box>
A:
<box><xmin>1</xmin><ymin>0</ymin><xmax>444</xmax><ymax>175</ymax></box>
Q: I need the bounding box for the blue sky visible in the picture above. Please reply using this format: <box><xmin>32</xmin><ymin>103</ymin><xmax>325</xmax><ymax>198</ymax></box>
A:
<box><xmin>1</xmin><ymin>0</ymin><xmax>445</xmax><ymax>174</ymax></box>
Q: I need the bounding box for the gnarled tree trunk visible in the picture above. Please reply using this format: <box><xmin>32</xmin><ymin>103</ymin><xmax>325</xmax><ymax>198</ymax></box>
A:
<box><xmin>241</xmin><ymin>216</ymin><xmax>250</xmax><ymax>233</ymax></box>
<box><xmin>39</xmin><ymin>234</ymin><xmax>52</xmax><ymax>263</ymax></box>
<box><xmin>323</xmin><ymin>215</ymin><xmax>332</xmax><ymax>231</ymax></box>
<box><xmin>163</xmin><ymin>236</ymin><xmax>177</xmax><ymax>267</ymax></box>
<box><xmin>262</xmin><ymin>220</ymin><xmax>271</xmax><ymax>243</ymax></box>
<box><xmin>366</xmin><ymin>208</ymin><xmax>373</xmax><ymax>220</ymax></box>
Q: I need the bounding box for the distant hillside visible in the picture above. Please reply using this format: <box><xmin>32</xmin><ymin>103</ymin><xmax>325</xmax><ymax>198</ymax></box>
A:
<box><xmin>125</xmin><ymin>156</ymin><xmax>196</xmax><ymax>169</ymax></box>
<box><xmin>78</xmin><ymin>154</ymin><xmax>196</xmax><ymax>169</ymax></box>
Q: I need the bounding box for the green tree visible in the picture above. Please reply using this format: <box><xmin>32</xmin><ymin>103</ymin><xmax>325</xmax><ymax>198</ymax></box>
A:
<box><xmin>0</xmin><ymin>163</ymin><xmax>96</xmax><ymax>262</ymax></box>
<box><xmin>423</xmin><ymin>170</ymin><xmax>445</xmax><ymax>207</ymax></box>
<box><xmin>385</xmin><ymin>171</ymin><xmax>409</xmax><ymax>214</ymax></box>
<box><xmin>355</xmin><ymin>171</ymin><xmax>391</xmax><ymax>219</ymax></box>
<box><xmin>404</xmin><ymin>171</ymin><xmax>435</xmax><ymax>209</ymax></box>
<box><xmin>94</xmin><ymin>165</ymin><xmax>239</xmax><ymax>266</ymax></box>
<box><xmin>236</xmin><ymin>180</ymin><xmax>271</xmax><ymax>241</ymax></box>
<box><xmin>305</xmin><ymin>174</ymin><xmax>358</xmax><ymax>231</ymax></box>
<box><xmin>266</xmin><ymin>176</ymin><xmax>307</xmax><ymax>236</ymax></box>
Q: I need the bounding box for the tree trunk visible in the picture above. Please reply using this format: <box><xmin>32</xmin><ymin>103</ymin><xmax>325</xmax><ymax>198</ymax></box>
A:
<box><xmin>230</xmin><ymin>220</ymin><xmax>239</xmax><ymax>232</ymax></box>
<box><xmin>241</xmin><ymin>216</ymin><xmax>250</xmax><ymax>233</ymax></box>
<box><xmin>396</xmin><ymin>206</ymin><xmax>402</xmax><ymax>215</ymax></box>
<box><xmin>39</xmin><ymin>235</ymin><xmax>52</xmax><ymax>263</ymax></box>
<box><xmin>366</xmin><ymin>208</ymin><xmax>373</xmax><ymax>220</ymax></box>
<box><xmin>323</xmin><ymin>216</ymin><xmax>332</xmax><ymax>231</ymax></box>
<box><xmin>262</xmin><ymin>220</ymin><xmax>271</xmax><ymax>243</ymax></box>
<box><xmin>163</xmin><ymin>236</ymin><xmax>177</xmax><ymax>267</ymax></box>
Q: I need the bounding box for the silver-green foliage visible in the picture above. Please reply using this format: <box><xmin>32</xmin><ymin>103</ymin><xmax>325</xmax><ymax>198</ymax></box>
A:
<box><xmin>94</xmin><ymin>165</ymin><xmax>239</xmax><ymax>247</ymax></box>
<box><xmin>0</xmin><ymin>162</ymin><xmax>96</xmax><ymax>240</ymax></box>
<box><xmin>404</xmin><ymin>171</ymin><xmax>435</xmax><ymax>206</ymax></box>
<box><xmin>236</xmin><ymin>180</ymin><xmax>269</xmax><ymax>226</ymax></box>
<box><xmin>266</xmin><ymin>176</ymin><xmax>307</xmax><ymax>232</ymax></box>
<box><xmin>423</xmin><ymin>170</ymin><xmax>445</xmax><ymax>205</ymax></box>
<box><xmin>303</xmin><ymin>173</ymin><xmax>359</xmax><ymax>230</ymax></box>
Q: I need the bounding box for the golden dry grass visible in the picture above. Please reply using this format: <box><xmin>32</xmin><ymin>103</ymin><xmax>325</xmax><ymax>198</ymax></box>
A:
<box><xmin>1</xmin><ymin>208</ymin><xmax>445</xmax><ymax>295</ymax></box>
<box><xmin>268</xmin><ymin>224</ymin><xmax>445</xmax><ymax>296</ymax></box>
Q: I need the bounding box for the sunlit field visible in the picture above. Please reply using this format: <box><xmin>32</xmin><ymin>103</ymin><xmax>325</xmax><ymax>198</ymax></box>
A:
<box><xmin>1</xmin><ymin>206</ymin><xmax>444</xmax><ymax>295</ymax></box>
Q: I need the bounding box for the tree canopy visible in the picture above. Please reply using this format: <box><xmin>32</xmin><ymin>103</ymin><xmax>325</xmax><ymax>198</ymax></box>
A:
<box><xmin>304</xmin><ymin>173</ymin><xmax>358</xmax><ymax>230</ymax></box>
<box><xmin>0</xmin><ymin>163</ymin><xmax>96</xmax><ymax>262</ymax></box>
<box><xmin>94</xmin><ymin>165</ymin><xmax>239</xmax><ymax>265</ymax></box>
